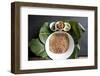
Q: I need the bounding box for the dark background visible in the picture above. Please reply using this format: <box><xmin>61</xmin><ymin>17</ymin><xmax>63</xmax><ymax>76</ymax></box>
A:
<box><xmin>28</xmin><ymin>15</ymin><xmax>88</xmax><ymax>60</ymax></box>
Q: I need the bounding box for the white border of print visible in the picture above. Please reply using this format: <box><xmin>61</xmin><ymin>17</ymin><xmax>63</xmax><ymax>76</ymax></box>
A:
<box><xmin>20</xmin><ymin>6</ymin><xmax>95</xmax><ymax>70</ymax></box>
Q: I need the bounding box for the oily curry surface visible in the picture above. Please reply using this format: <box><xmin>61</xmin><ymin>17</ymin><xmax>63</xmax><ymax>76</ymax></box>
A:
<box><xmin>49</xmin><ymin>32</ymin><xmax>69</xmax><ymax>54</ymax></box>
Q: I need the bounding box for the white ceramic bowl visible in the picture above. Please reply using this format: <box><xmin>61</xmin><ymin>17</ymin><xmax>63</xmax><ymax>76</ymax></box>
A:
<box><xmin>45</xmin><ymin>31</ymin><xmax>74</xmax><ymax>60</ymax></box>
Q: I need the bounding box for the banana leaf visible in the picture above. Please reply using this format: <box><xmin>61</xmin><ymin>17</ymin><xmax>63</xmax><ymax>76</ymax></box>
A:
<box><xmin>68</xmin><ymin>20</ymin><xmax>84</xmax><ymax>44</ymax></box>
<box><xmin>39</xmin><ymin>22</ymin><xmax>52</xmax><ymax>44</ymax></box>
<box><xmin>29</xmin><ymin>38</ymin><xmax>48</xmax><ymax>59</ymax></box>
<box><xmin>69</xmin><ymin>44</ymin><xmax>80</xmax><ymax>59</ymax></box>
